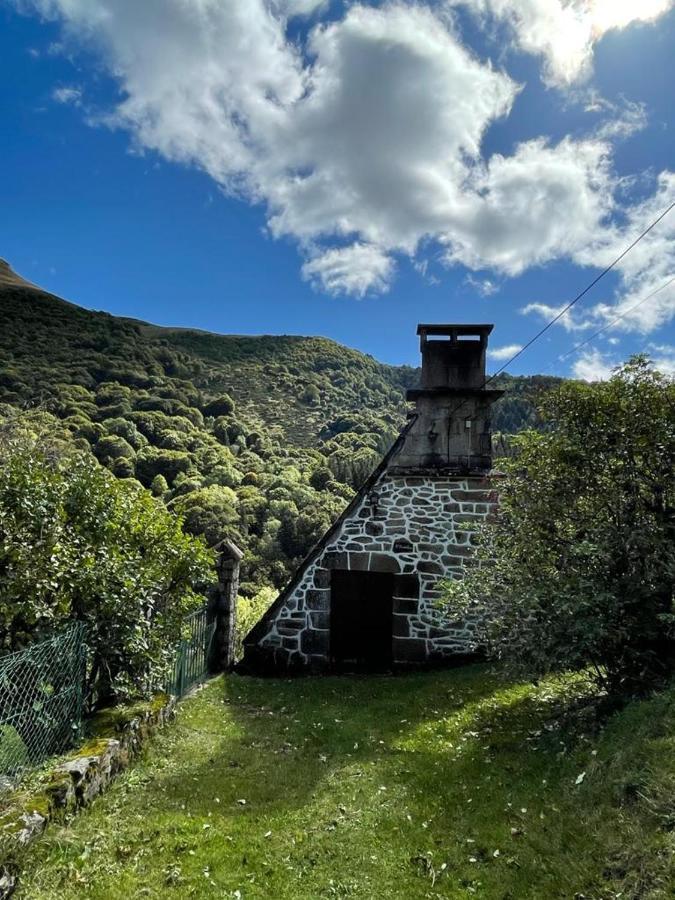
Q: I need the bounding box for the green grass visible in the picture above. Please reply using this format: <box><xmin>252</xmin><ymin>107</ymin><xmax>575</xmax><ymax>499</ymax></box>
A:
<box><xmin>16</xmin><ymin>666</ymin><xmax>675</xmax><ymax>899</ymax></box>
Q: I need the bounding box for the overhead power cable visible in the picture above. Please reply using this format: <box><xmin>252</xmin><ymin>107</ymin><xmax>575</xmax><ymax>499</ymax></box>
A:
<box><xmin>554</xmin><ymin>274</ymin><xmax>675</xmax><ymax>365</ymax></box>
<box><xmin>436</xmin><ymin>198</ymin><xmax>675</xmax><ymax>430</ymax></box>
<box><xmin>485</xmin><ymin>198</ymin><xmax>675</xmax><ymax>385</ymax></box>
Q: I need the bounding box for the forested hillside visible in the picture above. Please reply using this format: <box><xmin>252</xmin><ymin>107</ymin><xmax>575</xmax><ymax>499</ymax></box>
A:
<box><xmin>0</xmin><ymin>260</ymin><xmax>561</xmax><ymax>593</ymax></box>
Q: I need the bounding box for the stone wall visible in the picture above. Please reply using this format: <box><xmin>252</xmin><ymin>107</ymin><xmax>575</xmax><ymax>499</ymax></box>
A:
<box><xmin>249</xmin><ymin>473</ymin><xmax>497</xmax><ymax>671</ymax></box>
<box><xmin>0</xmin><ymin>696</ymin><xmax>175</xmax><ymax>898</ymax></box>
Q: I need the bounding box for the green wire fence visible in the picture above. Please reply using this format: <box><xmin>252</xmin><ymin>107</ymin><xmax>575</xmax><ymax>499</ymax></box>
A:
<box><xmin>0</xmin><ymin>622</ymin><xmax>87</xmax><ymax>790</ymax></box>
<box><xmin>0</xmin><ymin>607</ymin><xmax>214</xmax><ymax>790</ymax></box>
<box><xmin>166</xmin><ymin>606</ymin><xmax>215</xmax><ymax>699</ymax></box>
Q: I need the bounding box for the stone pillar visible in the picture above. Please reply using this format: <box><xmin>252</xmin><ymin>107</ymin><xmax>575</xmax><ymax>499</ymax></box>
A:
<box><xmin>209</xmin><ymin>539</ymin><xmax>243</xmax><ymax>672</ymax></box>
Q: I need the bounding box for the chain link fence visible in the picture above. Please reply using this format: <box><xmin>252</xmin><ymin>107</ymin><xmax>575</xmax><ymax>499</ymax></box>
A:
<box><xmin>0</xmin><ymin>608</ymin><xmax>214</xmax><ymax>791</ymax></box>
<box><xmin>0</xmin><ymin>623</ymin><xmax>87</xmax><ymax>791</ymax></box>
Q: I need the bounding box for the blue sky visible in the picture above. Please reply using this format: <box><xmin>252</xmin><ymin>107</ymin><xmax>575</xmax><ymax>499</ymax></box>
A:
<box><xmin>1</xmin><ymin>0</ymin><xmax>674</xmax><ymax>375</ymax></box>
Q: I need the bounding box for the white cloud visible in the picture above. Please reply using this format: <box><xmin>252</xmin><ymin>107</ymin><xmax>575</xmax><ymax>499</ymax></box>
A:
<box><xmin>489</xmin><ymin>343</ymin><xmax>523</xmax><ymax>360</ymax></box>
<box><xmin>572</xmin><ymin>347</ymin><xmax>615</xmax><ymax>380</ymax></box>
<box><xmin>266</xmin><ymin>3</ymin><xmax>518</xmax><ymax>251</ymax></box>
<box><xmin>455</xmin><ymin>0</ymin><xmax>675</xmax><ymax>87</ymax></box>
<box><xmin>575</xmin><ymin>173</ymin><xmax>675</xmax><ymax>333</ymax></box>
<box><xmin>275</xmin><ymin>0</ymin><xmax>327</xmax><ymax>16</ymax></box>
<box><xmin>464</xmin><ymin>273</ymin><xmax>499</xmax><ymax>296</ymax></box>
<box><xmin>646</xmin><ymin>343</ymin><xmax>675</xmax><ymax>375</ymax></box>
<box><xmin>520</xmin><ymin>300</ymin><xmax>593</xmax><ymax>332</ymax></box>
<box><xmin>52</xmin><ymin>85</ymin><xmax>82</xmax><ymax>105</ymax></box>
<box><xmin>301</xmin><ymin>243</ymin><xmax>395</xmax><ymax>296</ymax></box>
<box><xmin>572</xmin><ymin>343</ymin><xmax>675</xmax><ymax>380</ymax></box>
<box><xmin>442</xmin><ymin>137</ymin><xmax>615</xmax><ymax>275</ymax></box>
<box><xmin>588</xmin><ymin>95</ymin><xmax>647</xmax><ymax>141</ymax></box>
<box><xmin>15</xmin><ymin>0</ymin><xmax>675</xmax><ymax>307</ymax></box>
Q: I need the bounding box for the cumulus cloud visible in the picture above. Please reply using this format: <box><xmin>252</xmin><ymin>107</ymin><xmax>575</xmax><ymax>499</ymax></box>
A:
<box><xmin>574</xmin><ymin>173</ymin><xmax>675</xmax><ymax>333</ymax></box>
<box><xmin>275</xmin><ymin>0</ymin><xmax>327</xmax><ymax>16</ymax></box>
<box><xmin>455</xmin><ymin>0</ymin><xmax>674</xmax><ymax>86</ymax></box>
<box><xmin>441</xmin><ymin>137</ymin><xmax>615</xmax><ymax>275</ymax></box>
<box><xmin>572</xmin><ymin>343</ymin><xmax>675</xmax><ymax>380</ymax></box>
<box><xmin>646</xmin><ymin>343</ymin><xmax>675</xmax><ymax>375</ymax></box>
<box><xmin>572</xmin><ymin>347</ymin><xmax>616</xmax><ymax>380</ymax></box>
<box><xmin>301</xmin><ymin>243</ymin><xmax>395</xmax><ymax>296</ymax></box>
<box><xmin>489</xmin><ymin>343</ymin><xmax>523</xmax><ymax>360</ymax></box>
<box><xmin>14</xmin><ymin>0</ymin><xmax>675</xmax><ymax>309</ymax></box>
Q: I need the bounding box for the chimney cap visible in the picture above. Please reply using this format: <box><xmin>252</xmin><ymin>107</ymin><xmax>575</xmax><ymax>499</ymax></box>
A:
<box><xmin>416</xmin><ymin>323</ymin><xmax>494</xmax><ymax>337</ymax></box>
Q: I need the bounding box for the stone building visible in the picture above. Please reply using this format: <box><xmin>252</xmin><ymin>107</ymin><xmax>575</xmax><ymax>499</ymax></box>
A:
<box><xmin>242</xmin><ymin>324</ymin><xmax>503</xmax><ymax>674</ymax></box>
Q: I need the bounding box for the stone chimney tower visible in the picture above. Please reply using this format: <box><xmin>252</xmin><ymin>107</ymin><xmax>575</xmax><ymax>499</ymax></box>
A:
<box><xmin>393</xmin><ymin>324</ymin><xmax>503</xmax><ymax>473</ymax></box>
<box><xmin>242</xmin><ymin>323</ymin><xmax>504</xmax><ymax>675</ymax></box>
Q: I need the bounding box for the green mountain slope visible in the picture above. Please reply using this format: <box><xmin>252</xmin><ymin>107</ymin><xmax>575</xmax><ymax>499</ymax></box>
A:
<box><xmin>0</xmin><ymin>260</ymin><xmax>562</xmax><ymax>592</ymax></box>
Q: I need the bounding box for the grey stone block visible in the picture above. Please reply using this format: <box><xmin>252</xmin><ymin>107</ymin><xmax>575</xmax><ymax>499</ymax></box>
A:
<box><xmin>369</xmin><ymin>553</ymin><xmax>400</xmax><ymax>573</ymax></box>
<box><xmin>417</xmin><ymin>561</ymin><xmax>444</xmax><ymax>575</ymax></box>
<box><xmin>393</xmin><ymin>597</ymin><xmax>419</xmax><ymax>615</ymax></box>
<box><xmin>393</xmin><ymin>637</ymin><xmax>427</xmax><ymax>663</ymax></box>
<box><xmin>393</xmin><ymin>538</ymin><xmax>414</xmax><ymax>553</ymax></box>
<box><xmin>306</xmin><ymin>589</ymin><xmax>329</xmax><ymax>610</ymax></box>
<box><xmin>322</xmin><ymin>551</ymin><xmax>349</xmax><ymax>569</ymax></box>
<box><xmin>348</xmin><ymin>552</ymin><xmax>371</xmax><ymax>571</ymax></box>
<box><xmin>309</xmin><ymin>610</ymin><xmax>329</xmax><ymax>630</ymax></box>
<box><xmin>314</xmin><ymin>567</ymin><xmax>331</xmax><ymax>588</ymax></box>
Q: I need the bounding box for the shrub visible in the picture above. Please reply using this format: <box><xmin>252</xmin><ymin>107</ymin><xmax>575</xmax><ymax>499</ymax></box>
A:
<box><xmin>234</xmin><ymin>586</ymin><xmax>276</xmax><ymax>660</ymax></box>
<box><xmin>0</xmin><ymin>413</ymin><xmax>214</xmax><ymax>706</ymax></box>
<box><xmin>135</xmin><ymin>447</ymin><xmax>192</xmax><ymax>486</ymax></box>
<box><xmin>443</xmin><ymin>359</ymin><xmax>675</xmax><ymax>700</ymax></box>
<box><xmin>309</xmin><ymin>466</ymin><xmax>333</xmax><ymax>491</ymax></box>
<box><xmin>151</xmin><ymin>474</ymin><xmax>169</xmax><ymax>496</ymax></box>
<box><xmin>94</xmin><ymin>434</ymin><xmax>136</xmax><ymax>463</ymax></box>
<box><xmin>203</xmin><ymin>394</ymin><xmax>235</xmax><ymax>417</ymax></box>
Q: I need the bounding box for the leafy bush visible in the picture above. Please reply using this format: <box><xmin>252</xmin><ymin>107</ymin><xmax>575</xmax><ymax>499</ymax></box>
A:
<box><xmin>135</xmin><ymin>447</ymin><xmax>192</xmax><ymax>485</ymax></box>
<box><xmin>234</xmin><ymin>586</ymin><xmax>276</xmax><ymax>660</ymax></box>
<box><xmin>0</xmin><ymin>724</ymin><xmax>29</xmax><ymax>776</ymax></box>
<box><xmin>0</xmin><ymin>413</ymin><xmax>214</xmax><ymax>706</ymax></box>
<box><xmin>203</xmin><ymin>394</ymin><xmax>235</xmax><ymax>417</ymax></box>
<box><xmin>443</xmin><ymin>359</ymin><xmax>675</xmax><ymax>700</ymax></box>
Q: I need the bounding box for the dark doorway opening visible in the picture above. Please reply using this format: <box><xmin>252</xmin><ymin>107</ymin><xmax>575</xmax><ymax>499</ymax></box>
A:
<box><xmin>330</xmin><ymin>570</ymin><xmax>394</xmax><ymax>671</ymax></box>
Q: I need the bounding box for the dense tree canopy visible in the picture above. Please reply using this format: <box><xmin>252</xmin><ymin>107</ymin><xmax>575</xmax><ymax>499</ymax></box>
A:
<box><xmin>0</xmin><ymin>276</ymin><xmax>561</xmax><ymax>598</ymax></box>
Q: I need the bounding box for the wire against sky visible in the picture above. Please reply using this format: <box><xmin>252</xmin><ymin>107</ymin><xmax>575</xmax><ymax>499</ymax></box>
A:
<box><xmin>486</xmin><ymin>198</ymin><xmax>675</xmax><ymax>385</ymax></box>
<box><xmin>555</xmin><ymin>275</ymin><xmax>675</xmax><ymax>365</ymax></box>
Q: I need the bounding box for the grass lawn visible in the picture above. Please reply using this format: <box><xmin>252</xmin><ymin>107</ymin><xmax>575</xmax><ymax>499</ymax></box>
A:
<box><xmin>16</xmin><ymin>665</ymin><xmax>675</xmax><ymax>899</ymax></box>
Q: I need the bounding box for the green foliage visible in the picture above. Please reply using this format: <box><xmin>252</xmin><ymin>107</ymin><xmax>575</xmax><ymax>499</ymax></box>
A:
<box><xmin>0</xmin><ymin>271</ymin><xmax>563</xmax><ymax>598</ymax></box>
<box><xmin>94</xmin><ymin>434</ymin><xmax>136</xmax><ymax>464</ymax></box>
<box><xmin>234</xmin><ymin>586</ymin><xmax>276</xmax><ymax>660</ymax></box>
<box><xmin>0</xmin><ymin>724</ymin><xmax>29</xmax><ymax>775</ymax></box>
<box><xmin>172</xmin><ymin>486</ymin><xmax>239</xmax><ymax>547</ymax></box>
<box><xmin>309</xmin><ymin>466</ymin><xmax>333</xmax><ymax>491</ymax></box>
<box><xmin>135</xmin><ymin>447</ymin><xmax>192</xmax><ymax>486</ymax></box>
<box><xmin>0</xmin><ymin>413</ymin><xmax>214</xmax><ymax>706</ymax></box>
<box><xmin>203</xmin><ymin>394</ymin><xmax>235</xmax><ymax>417</ymax></box>
<box><xmin>444</xmin><ymin>359</ymin><xmax>675</xmax><ymax>698</ymax></box>
<box><xmin>150</xmin><ymin>474</ymin><xmax>168</xmax><ymax>496</ymax></box>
